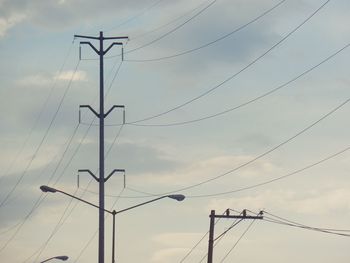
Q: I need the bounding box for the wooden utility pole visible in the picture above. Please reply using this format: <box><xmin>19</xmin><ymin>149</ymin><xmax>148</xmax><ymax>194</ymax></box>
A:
<box><xmin>207</xmin><ymin>209</ymin><xmax>263</xmax><ymax>263</ymax></box>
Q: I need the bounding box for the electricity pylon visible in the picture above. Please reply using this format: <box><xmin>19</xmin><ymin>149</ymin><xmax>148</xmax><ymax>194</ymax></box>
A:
<box><xmin>74</xmin><ymin>31</ymin><xmax>128</xmax><ymax>263</ymax></box>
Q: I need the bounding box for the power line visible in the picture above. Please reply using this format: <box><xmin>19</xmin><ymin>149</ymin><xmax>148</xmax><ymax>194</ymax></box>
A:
<box><xmin>72</xmin><ymin>188</ymin><xmax>125</xmax><ymax>263</ymax></box>
<box><xmin>126</xmin><ymin>0</ymin><xmax>287</xmax><ymax>62</ymax></box>
<box><xmin>0</xmin><ymin>57</ymin><xmax>124</xmax><ymax>257</ymax></box>
<box><xmin>31</xmin><ymin>125</ymin><xmax>124</xmax><ymax>263</ymax></box>
<box><xmin>179</xmin><ymin>210</ymin><xmax>227</xmax><ymax>263</ymax></box>
<box><xmin>219</xmin><ymin>220</ymin><xmax>256</xmax><ymax>263</ymax></box>
<box><xmin>187</xmin><ymin>144</ymin><xmax>350</xmax><ymax>198</ymax></box>
<box><xmin>107</xmin><ymin>0</ymin><xmax>218</xmax><ymax>58</ymax></box>
<box><xmin>106</xmin><ymin>0</ymin><xmax>166</xmax><ymax>32</ymax></box>
<box><xmin>0</xmin><ymin>61</ymin><xmax>83</xmax><ymax>252</ymax></box>
<box><xmin>262</xmin><ymin>211</ymin><xmax>350</xmax><ymax>237</ymax></box>
<box><xmin>85</xmin><ymin>142</ymin><xmax>350</xmax><ymax>199</ymax></box>
<box><xmin>263</xmin><ymin>211</ymin><xmax>350</xmax><ymax>233</ymax></box>
<box><xmin>130</xmin><ymin>0</ymin><xmax>212</xmax><ymax>41</ymax></box>
<box><xmin>122</xmin><ymin>95</ymin><xmax>350</xmax><ymax>197</ymax></box>
<box><xmin>19</xmin><ymin>124</ymin><xmax>125</xmax><ymax>263</ymax></box>
<box><xmin>0</xmin><ymin>193</ymin><xmax>44</xmax><ymax>253</ymax></box>
<box><xmin>0</xmin><ymin>60</ymin><xmax>81</xmax><ymax>208</ymax></box>
<box><xmin>15</xmin><ymin>60</ymin><xmax>126</xmax><ymax>261</ymax></box>
<box><xmin>126</xmin><ymin>42</ymin><xmax>350</xmax><ymax>127</ymax></box>
<box><xmin>0</xmin><ymin>41</ymin><xmax>75</xmax><ymax>189</ymax></box>
<box><xmin>126</xmin><ymin>0</ymin><xmax>331</xmax><ymax>124</ymax></box>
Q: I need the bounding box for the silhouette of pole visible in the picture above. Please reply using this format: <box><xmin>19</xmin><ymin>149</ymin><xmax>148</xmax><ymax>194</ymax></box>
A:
<box><xmin>207</xmin><ymin>209</ymin><xmax>263</xmax><ymax>263</ymax></box>
<box><xmin>73</xmin><ymin>31</ymin><xmax>128</xmax><ymax>263</ymax></box>
<box><xmin>207</xmin><ymin>210</ymin><xmax>215</xmax><ymax>263</ymax></box>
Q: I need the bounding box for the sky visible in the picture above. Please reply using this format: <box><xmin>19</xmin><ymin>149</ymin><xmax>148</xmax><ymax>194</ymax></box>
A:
<box><xmin>0</xmin><ymin>0</ymin><xmax>350</xmax><ymax>262</ymax></box>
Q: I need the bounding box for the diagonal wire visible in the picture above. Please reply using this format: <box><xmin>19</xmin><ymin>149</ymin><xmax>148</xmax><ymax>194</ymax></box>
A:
<box><xmin>180</xmin><ymin>210</ymin><xmax>227</xmax><ymax>263</ymax></box>
<box><xmin>128</xmin><ymin>94</ymin><xmax>350</xmax><ymax>196</ymax></box>
<box><xmin>127</xmin><ymin>0</ymin><xmax>331</xmax><ymax>124</ymax></box>
<box><xmin>219</xmin><ymin>220</ymin><xmax>256</xmax><ymax>263</ymax></box>
<box><xmin>1</xmin><ymin>57</ymin><xmax>123</xmax><ymax>256</ymax></box>
<box><xmin>72</xmin><ymin>187</ymin><xmax>125</xmax><ymax>263</ymax></box>
<box><xmin>0</xmin><ymin>60</ymin><xmax>81</xmax><ymax>208</ymax></box>
<box><xmin>106</xmin><ymin>0</ymin><xmax>166</xmax><ymax>32</ymax></box>
<box><xmin>126</xmin><ymin>0</ymin><xmax>287</xmax><ymax>62</ymax></box>
<box><xmin>0</xmin><ymin>41</ymin><xmax>75</xmax><ymax>187</ymax></box>
<box><xmin>18</xmin><ymin>59</ymin><xmax>125</xmax><ymax>261</ymax></box>
<box><xmin>130</xmin><ymin>0</ymin><xmax>212</xmax><ymax>41</ymax></box>
<box><xmin>263</xmin><ymin>211</ymin><xmax>350</xmax><ymax>233</ymax></box>
<box><xmin>110</xmin><ymin>0</ymin><xmax>218</xmax><ymax>57</ymax></box>
<box><xmin>127</xmin><ymin>42</ymin><xmax>350</xmax><ymax>127</ymax></box>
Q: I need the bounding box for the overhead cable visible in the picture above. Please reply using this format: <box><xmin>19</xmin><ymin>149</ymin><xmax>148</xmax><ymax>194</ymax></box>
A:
<box><xmin>127</xmin><ymin>0</ymin><xmax>331</xmax><ymax>124</ymax></box>
<box><xmin>126</xmin><ymin>0</ymin><xmax>287</xmax><ymax>62</ymax></box>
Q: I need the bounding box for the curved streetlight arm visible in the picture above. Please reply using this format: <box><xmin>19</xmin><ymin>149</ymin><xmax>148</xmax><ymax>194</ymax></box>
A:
<box><xmin>114</xmin><ymin>196</ymin><xmax>167</xmax><ymax>215</ymax></box>
<box><xmin>114</xmin><ymin>194</ymin><xmax>185</xmax><ymax>215</ymax></box>
<box><xmin>40</xmin><ymin>185</ymin><xmax>113</xmax><ymax>215</ymax></box>
<box><xmin>40</xmin><ymin>255</ymin><xmax>68</xmax><ymax>262</ymax></box>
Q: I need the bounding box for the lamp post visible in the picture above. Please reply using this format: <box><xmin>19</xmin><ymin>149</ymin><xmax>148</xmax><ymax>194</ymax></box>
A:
<box><xmin>40</xmin><ymin>185</ymin><xmax>185</xmax><ymax>263</ymax></box>
<box><xmin>40</xmin><ymin>255</ymin><xmax>68</xmax><ymax>262</ymax></box>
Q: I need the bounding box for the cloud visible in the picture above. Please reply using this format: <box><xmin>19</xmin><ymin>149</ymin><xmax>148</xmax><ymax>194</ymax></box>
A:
<box><xmin>135</xmin><ymin>154</ymin><xmax>278</xmax><ymax>187</ymax></box>
<box><xmin>150</xmin><ymin>232</ymin><xmax>207</xmax><ymax>263</ymax></box>
<box><xmin>151</xmin><ymin>248</ymin><xmax>189</xmax><ymax>263</ymax></box>
<box><xmin>152</xmin><ymin>232</ymin><xmax>204</xmax><ymax>247</ymax></box>
<box><xmin>16</xmin><ymin>70</ymin><xmax>87</xmax><ymax>89</ymax></box>
<box><xmin>54</xmin><ymin>70</ymin><xmax>88</xmax><ymax>82</ymax></box>
<box><xmin>0</xmin><ymin>13</ymin><xmax>25</xmax><ymax>37</ymax></box>
<box><xmin>16</xmin><ymin>74</ymin><xmax>52</xmax><ymax>87</ymax></box>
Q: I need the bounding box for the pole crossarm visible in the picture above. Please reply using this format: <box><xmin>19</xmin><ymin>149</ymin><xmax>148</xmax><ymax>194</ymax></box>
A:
<box><xmin>75</xmin><ymin>34</ymin><xmax>128</xmax><ymax>56</ymax></box>
<box><xmin>104</xmin><ymin>105</ymin><xmax>125</xmax><ymax>118</ymax></box>
<box><xmin>78</xmin><ymin>169</ymin><xmax>99</xmax><ymax>182</ymax></box>
<box><xmin>104</xmin><ymin>42</ymin><xmax>123</xmax><ymax>55</ymax></box>
<box><xmin>80</xmin><ymin>41</ymin><xmax>100</xmax><ymax>55</ymax></box>
<box><xmin>105</xmin><ymin>169</ymin><xmax>125</xmax><ymax>183</ymax></box>
<box><xmin>214</xmin><ymin>214</ymin><xmax>263</xmax><ymax>219</ymax></box>
<box><xmin>80</xmin><ymin>105</ymin><xmax>100</xmax><ymax>118</ymax></box>
<box><xmin>74</xmin><ymin>34</ymin><xmax>100</xmax><ymax>40</ymax></box>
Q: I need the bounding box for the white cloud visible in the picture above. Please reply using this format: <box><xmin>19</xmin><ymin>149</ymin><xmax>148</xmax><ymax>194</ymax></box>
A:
<box><xmin>152</xmin><ymin>232</ymin><xmax>204</xmax><ymax>247</ymax></box>
<box><xmin>151</xmin><ymin>248</ymin><xmax>189</xmax><ymax>263</ymax></box>
<box><xmin>54</xmin><ymin>70</ymin><xmax>88</xmax><ymax>81</ymax></box>
<box><xmin>0</xmin><ymin>13</ymin><xmax>25</xmax><ymax>37</ymax></box>
<box><xmin>136</xmin><ymin>154</ymin><xmax>278</xmax><ymax>187</ymax></box>
<box><xmin>150</xmin><ymin>232</ymin><xmax>207</xmax><ymax>262</ymax></box>
<box><xmin>16</xmin><ymin>74</ymin><xmax>52</xmax><ymax>87</ymax></box>
<box><xmin>16</xmin><ymin>70</ymin><xmax>87</xmax><ymax>88</ymax></box>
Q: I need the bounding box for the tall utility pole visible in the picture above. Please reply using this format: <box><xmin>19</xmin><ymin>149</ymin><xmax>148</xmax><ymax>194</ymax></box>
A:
<box><xmin>74</xmin><ymin>31</ymin><xmax>128</xmax><ymax>263</ymax></box>
<box><xmin>207</xmin><ymin>209</ymin><xmax>263</xmax><ymax>263</ymax></box>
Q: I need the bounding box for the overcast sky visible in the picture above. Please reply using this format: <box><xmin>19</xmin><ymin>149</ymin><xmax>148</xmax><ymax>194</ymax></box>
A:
<box><xmin>1</xmin><ymin>0</ymin><xmax>350</xmax><ymax>262</ymax></box>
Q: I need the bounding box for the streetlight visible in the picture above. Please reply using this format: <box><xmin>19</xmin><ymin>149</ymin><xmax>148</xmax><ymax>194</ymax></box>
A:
<box><xmin>40</xmin><ymin>255</ymin><xmax>68</xmax><ymax>262</ymax></box>
<box><xmin>40</xmin><ymin>185</ymin><xmax>185</xmax><ymax>263</ymax></box>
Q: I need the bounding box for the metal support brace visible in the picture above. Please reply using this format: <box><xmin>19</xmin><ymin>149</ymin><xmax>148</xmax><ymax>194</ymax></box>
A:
<box><xmin>105</xmin><ymin>169</ymin><xmax>125</xmax><ymax>184</ymax></box>
<box><xmin>78</xmin><ymin>169</ymin><xmax>100</xmax><ymax>184</ymax></box>
<box><xmin>80</xmin><ymin>105</ymin><xmax>100</xmax><ymax>118</ymax></box>
<box><xmin>104</xmin><ymin>105</ymin><xmax>125</xmax><ymax>119</ymax></box>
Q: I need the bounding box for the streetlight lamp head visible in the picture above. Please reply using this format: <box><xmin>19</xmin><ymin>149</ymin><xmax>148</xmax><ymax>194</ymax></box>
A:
<box><xmin>55</xmin><ymin>256</ymin><xmax>68</xmax><ymax>261</ymax></box>
<box><xmin>167</xmin><ymin>194</ymin><xmax>185</xmax><ymax>201</ymax></box>
<box><xmin>40</xmin><ymin>185</ymin><xmax>57</xmax><ymax>193</ymax></box>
